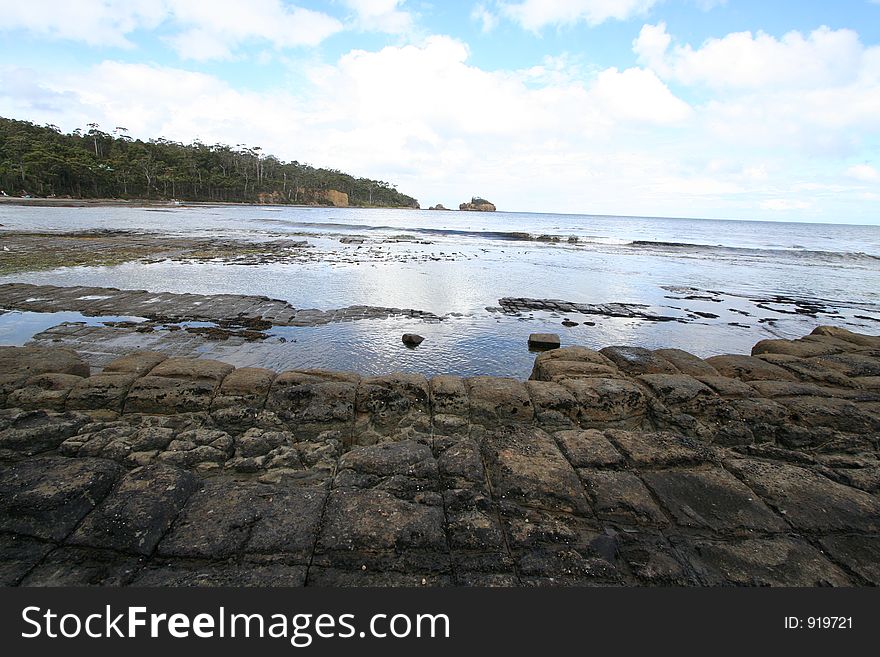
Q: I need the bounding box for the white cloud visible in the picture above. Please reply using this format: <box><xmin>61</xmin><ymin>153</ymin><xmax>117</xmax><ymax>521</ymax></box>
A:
<box><xmin>591</xmin><ymin>67</ymin><xmax>692</xmax><ymax>124</ymax></box>
<box><xmin>166</xmin><ymin>0</ymin><xmax>343</xmax><ymax>60</ymax></box>
<box><xmin>0</xmin><ymin>0</ymin><xmax>166</xmax><ymax>48</ymax></box>
<box><xmin>633</xmin><ymin>23</ymin><xmax>880</xmax><ymax>158</ymax></box>
<box><xmin>2</xmin><ymin>24</ymin><xmax>878</xmax><ymax>221</ymax></box>
<box><xmin>342</xmin><ymin>0</ymin><xmax>413</xmax><ymax>34</ymax></box>
<box><xmin>0</xmin><ymin>0</ymin><xmax>344</xmax><ymax>59</ymax></box>
<box><xmin>635</xmin><ymin>22</ymin><xmax>867</xmax><ymax>90</ymax></box>
<box><xmin>502</xmin><ymin>0</ymin><xmax>658</xmax><ymax>31</ymax></box>
<box><xmin>471</xmin><ymin>4</ymin><xmax>499</xmax><ymax>33</ymax></box>
<box><xmin>0</xmin><ymin>37</ymin><xmax>701</xmax><ymax>213</ymax></box>
<box><xmin>846</xmin><ymin>164</ymin><xmax>880</xmax><ymax>182</ymax></box>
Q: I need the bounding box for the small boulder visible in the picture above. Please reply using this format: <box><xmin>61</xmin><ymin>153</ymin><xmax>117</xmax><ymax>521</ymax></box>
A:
<box><xmin>561</xmin><ymin>320</ymin><xmax>579</xmax><ymax>327</ymax></box>
<box><xmin>402</xmin><ymin>334</ymin><xmax>425</xmax><ymax>347</ymax></box>
<box><xmin>528</xmin><ymin>333</ymin><xmax>561</xmax><ymax>350</ymax></box>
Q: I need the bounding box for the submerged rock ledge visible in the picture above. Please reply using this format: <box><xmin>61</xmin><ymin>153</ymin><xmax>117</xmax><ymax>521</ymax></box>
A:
<box><xmin>1</xmin><ymin>325</ymin><xmax>879</xmax><ymax>587</ymax></box>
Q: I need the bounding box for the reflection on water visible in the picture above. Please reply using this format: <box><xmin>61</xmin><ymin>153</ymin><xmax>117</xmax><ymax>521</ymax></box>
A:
<box><xmin>2</xmin><ymin>204</ymin><xmax>879</xmax><ymax>372</ymax></box>
<box><xmin>0</xmin><ymin>311</ymin><xmax>146</xmax><ymax>346</ymax></box>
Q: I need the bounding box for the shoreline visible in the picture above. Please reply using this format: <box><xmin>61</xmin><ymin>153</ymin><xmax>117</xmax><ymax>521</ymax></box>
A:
<box><xmin>1</xmin><ymin>325</ymin><xmax>879</xmax><ymax>586</ymax></box>
<box><xmin>0</xmin><ymin>196</ymin><xmax>419</xmax><ymax>210</ymax></box>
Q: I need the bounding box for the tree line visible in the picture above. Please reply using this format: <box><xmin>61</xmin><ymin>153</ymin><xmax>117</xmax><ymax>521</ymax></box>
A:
<box><xmin>0</xmin><ymin>117</ymin><xmax>419</xmax><ymax>208</ymax></box>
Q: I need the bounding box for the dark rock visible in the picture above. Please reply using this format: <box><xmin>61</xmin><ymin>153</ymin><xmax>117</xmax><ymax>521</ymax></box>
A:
<box><xmin>70</xmin><ymin>464</ymin><xmax>200</xmax><ymax>555</ymax></box>
<box><xmin>0</xmin><ymin>457</ymin><xmax>124</xmax><ymax>541</ymax></box>
<box><xmin>528</xmin><ymin>333</ymin><xmax>561</xmax><ymax>350</ymax></box>
<box><xmin>402</xmin><ymin>333</ymin><xmax>425</xmax><ymax>347</ymax></box>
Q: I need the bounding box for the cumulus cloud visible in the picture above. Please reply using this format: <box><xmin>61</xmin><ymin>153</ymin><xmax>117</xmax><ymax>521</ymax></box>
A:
<box><xmin>0</xmin><ymin>0</ymin><xmax>345</xmax><ymax>59</ymax></box>
<box><xmin>0</xmin><ymin>36</ymin><xmax>704</xmax><ymax>214</ymax></box>
<box><xmin>634</xmin><ymin>22</ymin><xmax>867</xmax><ymax>90</ymax></box>
<box><xmin>343</xmin><ymin>0</ymin><xmax>414</xmax><ymax>34</ymax></box>
<box><xmin>168</xmin><ymin>0</ymin><xmax>344</xmax><ymax>60</ymax></box>
<box><xmin>2</xmin><ymin>19</ymin><xmax>878</xmax><ymax>220</ymax></box>
<box><xmin>0</xmin><ymin>0</ymin><xmax>165</xmax><ymax>48</ymax></box>
<box><xmin>501</xmin><ymin>0</ymin><xmax>658</xmax><ymax>31</ymax></box>
<box><xmin>633</xmin><ymin>22</ymin><xmax>880</xmax><ymax>157</ymax></box>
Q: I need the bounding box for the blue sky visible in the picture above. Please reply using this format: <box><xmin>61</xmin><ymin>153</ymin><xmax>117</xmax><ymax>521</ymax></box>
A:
<box><xmin>1</xmin><ymin>0</ymin><xmax>879</xmax><ymax>224</ymax></box>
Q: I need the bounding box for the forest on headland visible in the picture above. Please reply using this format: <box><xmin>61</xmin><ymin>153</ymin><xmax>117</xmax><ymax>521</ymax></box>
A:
<box><xmin>0</xmin><ymin>117</ymin><xmax>419</xmax><ymax>208</ymax></box>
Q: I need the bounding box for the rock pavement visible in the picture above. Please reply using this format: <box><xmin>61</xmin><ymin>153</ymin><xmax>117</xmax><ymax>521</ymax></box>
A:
<box><xmin>1</xmin><ymin>325</ymin><xmax>879</xmax><ymax>587</ymax></box>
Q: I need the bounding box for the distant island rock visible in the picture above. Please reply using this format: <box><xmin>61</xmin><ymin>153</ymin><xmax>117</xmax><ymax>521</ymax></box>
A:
<box><xmin>459</xmin><ymin>197</ymin><xmax>496</xmax><ymax>212</ymax></box>
<box><xmin>428</xmin><ymin>203</ymin><xmax>451</xmax><ymax>210</ymax></box>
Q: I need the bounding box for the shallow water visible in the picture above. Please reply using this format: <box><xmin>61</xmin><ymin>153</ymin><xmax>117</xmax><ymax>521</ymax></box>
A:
<box><xmin>0</xmin><ymin>310</ymin><xmax>146</xmax><ymax>346</ymax></box>
<box><xmin>2</xmin><ymin>204</ymin><xmax>879</xmax><ymax>376</ymax></box>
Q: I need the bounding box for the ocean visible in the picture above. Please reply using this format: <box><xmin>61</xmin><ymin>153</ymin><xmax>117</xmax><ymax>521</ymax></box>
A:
<box><xmin>2</xmin><ymin>204</ymin><xmax>879</xmax><ymax>377</ymax></box>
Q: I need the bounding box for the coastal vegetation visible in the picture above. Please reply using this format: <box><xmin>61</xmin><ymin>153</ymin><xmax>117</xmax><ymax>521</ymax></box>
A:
<box><xmin>0</xmin><ymin>117</ymin><xmax>419</xmax><ymax>208</ymax></box>
<box><xmin>459</xmin><ymin>196</ymin><xmax>496</xmax><ymax>211</ymax></box>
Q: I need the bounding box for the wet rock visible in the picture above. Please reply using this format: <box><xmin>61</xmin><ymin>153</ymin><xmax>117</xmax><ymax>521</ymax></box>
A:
<box><xmin>600</xmin><ymin>346</ymin><xmax>679</xmax><ymax>375</ymax></box>
<box><xmin>529</xmin><ymin>346</ymin><xmax>619</xmax><ymax>382</ymax></box>
<box><xmin>125</xmin><ymin>376</ymin><xmax>220</xmax><ymax>414</ymax></box>
<box><xmin>103</xmin><ymin>350</ymin><xmax>167</xmax><ymax>375</ymax></box>
<box><xmin>158</xmin><ymin>479</ymin><xmax>267</xmax><ymax>559</ymax></box>
<box><xmin>211</xmin><ymin>367</ymin><xmax>276</xmax><ymax>410</ymax></box>
<box><xmin>132</xmin><ymin>562</ymin><xmax>307</xmax><ymax>587</ymax></box>
<box><xmin>560</xmin><ymin>378</ymin><xmax>648</xmax><ymax>427</ymax></box>
<box><xmin>70</xmin><ymin>464</ymin><xmax>200</xmax><ymax>555</ymax></box>
<box><xmin>819</xmin><ymin>535</ymin><xmax>880</xmax><ymax>585</ymax></box>
<box><xmin>0</xmin><ymin>534</ymin><xmax>54</xmax><ymax>586</ymax></box>
<box><xmin>354</xmin><ymin>374</ymin><xmax>430</xmax><ymax>443</ymax></box>
<box><xmin>402</xmin><ymin>333</ymin><xmax>424</xmax><ymax>347</ymax></box>
<box><xmin>811</xmin><ymin>325</ymin><xmax>880</xmax><ymax>349</ymax></box>
<box><xmin>681</xmin><ymin>537</ymin><xmax>851</xmax><ymax>586</ymax></box>
<box><xmin>726</xmin><ymin>458</ymin><xmax>880</xmax><ymax>532</ymax></box>
<box><xmin>500</xmin><ymin>503</ymin><xmax>620</xmax><ymax>585</ymax></box>
<box><xmin>265</xmin><ymin>370</ymin><xmax>359</xmax><ymax>441</ymax></box>
<box><xmin>467</xmin><ymin>376</ymin><xmax>533</xmax><ymax>426</ymax></box>
<box><xmin>653</xmin><ymin>349</ymin><xmax>720</xmax><ymax>377</ymax></box>
<box><xmin>6</xmin><ymin>373</ymin><xmax>85</xmax><ymax>410</ymax></box>
<box><xmin>581</xmin><ymin>470</ymin><xmax>668</xmax><ymax>525</ymax></box>
<box><xmin>607</xmin><ymin>429</ymin><xmax>713</xmax><ymax>467</ymax></box>
<box><xmin>0</xmin><ymin>408</ymin><xmax>89</xmax><ymax>457</ymax></box>
<box><xmin>0</xmin><ymin>345</ymin><xmax>90</xmax><ymax>404</ymax></box>
<box><xmin>524</xmin><ymin>380</ymin><xmax>579</xmax><ymax>428</ymax></box>
<box><xmin>528</xmin><ymin>333</ymin><xmax>560</xmax><ymax>350</ymax></box>
<box><xmin>21</xmin><ymin>547</ymin><xmax>142</xmax><ymax>586</ymax></box>
<box><xmin>705</xmin><ymin>354</ymin><xmax>797</xmax><ymax>381</ymax></box>
<box><xmin>642</xmin><ymin>468</ymin><xmax>786</xmax><ymax>534</ymax></box>
<box><xmin>0</xmin><ymin>456</ymin><xmax>124</xmax><ymax>540</ymax></box>
<box><xmin>316</xmin><ymin>489</ymin><xmax>446</xmax><ymax>555</ymax></box>
<box><xmin>67</xmin><ymin>372</ymin><xmax>140</xmax><ymax>412</ymax></box>
<box><xmin>436</xmin><ymin>439</ymin><xmax>485</xmax><ymax>488</ymax></box>
<box><xmin>481</xmin><ymin>427</ymin><xmax>590</xmax><ymax>515</ymax></box>
<box><xmin>553</xmin><ymin>429</ymin><xmax>624</xmax><ymax>468</ymax></box>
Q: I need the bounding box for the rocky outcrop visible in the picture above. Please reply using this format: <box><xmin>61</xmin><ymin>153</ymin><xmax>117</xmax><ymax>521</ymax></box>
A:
<box><xmin>428</xmin><ymin>204</ymin><xmax>451</xmax><ymax>210</ymax></box>
<box><xmin>2</xmin><ymin>325</ymin><xmax>880</xmax><ymax>586</ymax></box>
<box><xmin>459</xmin><ymin>197</ymin><xmax>496</xmax><ymax>212</ymax></box>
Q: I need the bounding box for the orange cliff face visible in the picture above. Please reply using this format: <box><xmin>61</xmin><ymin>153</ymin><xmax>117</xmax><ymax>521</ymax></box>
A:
<box><xmin>258</xmin><ymin>189</ymin><xmax>350</xmax><ymax>207</ymax></box>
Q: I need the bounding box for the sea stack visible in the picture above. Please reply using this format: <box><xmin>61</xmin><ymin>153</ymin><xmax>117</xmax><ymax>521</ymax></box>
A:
<box><xmin>459</xmin><ymin>197</ymin><xmax>496</xmax><ymax>211</ymax></box>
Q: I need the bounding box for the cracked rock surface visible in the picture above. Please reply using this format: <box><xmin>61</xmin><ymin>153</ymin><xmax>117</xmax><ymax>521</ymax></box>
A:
<box><xmin>1</xmin><ymin>324</ymin><xmax>879</xmax><ymax>586</ymax></box>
